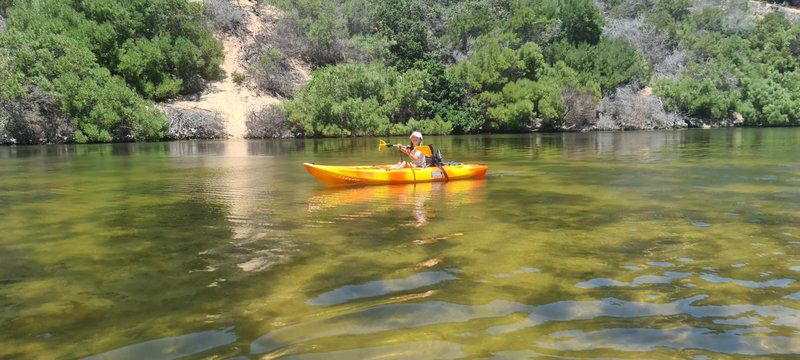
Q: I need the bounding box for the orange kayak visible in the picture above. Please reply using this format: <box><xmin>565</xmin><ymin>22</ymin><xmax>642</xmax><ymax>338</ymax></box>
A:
<box><xmin>304</xmin><ymin>163</ymin><xmax>488</xmax><ymax>185</ymax></box>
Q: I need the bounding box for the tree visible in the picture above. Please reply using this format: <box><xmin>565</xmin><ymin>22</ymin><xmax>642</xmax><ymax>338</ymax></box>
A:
<box><xmin>560</xmin><ymin>0</ymin><xmax>605</xmax><ymax>45</ymax></box>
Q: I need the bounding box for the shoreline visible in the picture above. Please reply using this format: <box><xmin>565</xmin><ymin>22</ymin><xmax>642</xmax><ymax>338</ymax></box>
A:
<box><xmin>2</xmin><ymin>125</ymin><xmax>797</xmax><ymax>147</ymax></box>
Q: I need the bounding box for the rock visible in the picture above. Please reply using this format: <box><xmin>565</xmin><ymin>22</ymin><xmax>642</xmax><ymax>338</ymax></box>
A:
<box><xmin>0</xmin><ymin>14</ymin><xmax>5</xmax><ymax>32</ymax></box>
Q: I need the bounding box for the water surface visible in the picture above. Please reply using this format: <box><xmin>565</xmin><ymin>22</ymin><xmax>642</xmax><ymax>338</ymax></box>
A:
<box><xmin>1</xmin><ymin>129</ymin><xmax>800</xmax><ymax>359</ymax></box>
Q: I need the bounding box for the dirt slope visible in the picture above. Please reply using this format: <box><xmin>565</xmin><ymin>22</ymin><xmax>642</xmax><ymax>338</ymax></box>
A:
<box><xmin>166</xmin><ymin>0</ymin><xmax>280</xmax><ymax>139</ymax></box>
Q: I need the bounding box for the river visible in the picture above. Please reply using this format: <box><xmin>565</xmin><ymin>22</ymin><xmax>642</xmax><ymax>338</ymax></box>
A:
<box><xmin>1</xmin><ymin>129</ymin><xmax>800</xmax><ymax>359</ymax></box>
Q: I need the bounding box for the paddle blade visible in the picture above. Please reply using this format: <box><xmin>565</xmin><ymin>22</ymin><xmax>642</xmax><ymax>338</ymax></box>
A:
<box><xmin>378</xmin><ymin>140</ymin><xmax>388</xmax><ymax>151</ymax></box>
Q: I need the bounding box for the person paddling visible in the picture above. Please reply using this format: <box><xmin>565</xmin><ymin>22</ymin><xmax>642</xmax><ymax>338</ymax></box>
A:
<box><xmin>387</xmin><ymin>131</ymin><xmax>426</xmax><ymax>170</ymax></box>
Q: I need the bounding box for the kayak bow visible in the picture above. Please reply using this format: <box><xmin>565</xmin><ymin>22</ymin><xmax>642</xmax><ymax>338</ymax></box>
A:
<box><xmin>304</xmin><ymin>163</ymin><xmax>488</xmax><ymax>185</ymax></box>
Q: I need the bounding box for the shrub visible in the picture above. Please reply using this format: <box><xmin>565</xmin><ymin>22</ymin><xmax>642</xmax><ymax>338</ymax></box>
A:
<box><xmin>451</xmin><ymin>33</ymin><xmax>545</xmax><ymax>93</ymax></box>
<box><xmin>442</xmin><ymin>0</ymin><xmax>504</xmax><ymax>53</ymax></box>
<box><xmin>406</xmin><ymin>116</ymin><xmax>453</xmax><ymax>135</ymax></box>
<box><xmin>284</xmin><ymin>62</ymin><xmax>429</xmax><ymax>136</ymax></box>
<box><xmin>604</xmin><ymin>15</ymin><xmax>686</xmax><ymax>78</ymax></box>
<box><xmin>232</xmin><ymin>70</ymin><xmax>245</xmax><ymax>85</ymax></box>
<box><xmin>246</xmin><ymin>103</ymin><xmax>293</xmax><ymax>138</ymax></box>
<box><xmin>374</xmin><ymin>0</ymin><xmax>430</xmax><ymax>70</ymax></box>
<box><xmin>204</xmin><ymin>0</ymin><xmax>247</xmax><ymax>37</ymax></box>
<box><xmin>251</xmin><ymin>48</ymin><xmax>302</xmax><ymax>97</ymax></box>
<box><xmin>598</xmin><ymin>85</ymin><xmax>685</xmax><ymax>130</ymax></box>
<box><xmin>561</xmin><ymin>87</ymin><xmax>598</xmax><ymax>130</ymax></box>
<box><xmin>163</xmin><ymin>105</ymin><xmax>227</xmax><ymax>140</ymax></box>
<box><xmin>0</xmin><ymin>0</ymin><xmax>224</xmax><ymax>143</ymax></box>
<box><xmin>0</xmin><ymin>93</ymin><xmax>73</xmax><ymax>145</ymax></box>
<box><xmin>481</xmin><ymin>77</ymin><xmax>566</xmax><ymax>130</ymax></box>
<box><xmin>560</xmin><ymin>0</ymin><xmax>605</xmax><ymax>45</ymax></box>
<box><xmin>548</xmin><ymin>38</ymin><xmax>651</xmax><ymax>93</ymax></box>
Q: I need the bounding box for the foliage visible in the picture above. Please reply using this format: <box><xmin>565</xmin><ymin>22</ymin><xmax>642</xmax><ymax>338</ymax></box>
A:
<box><xmin>252</xmin><ymin>48</ymin><xmax>302</xmax><ymax>97</ymax></box>
<box><xmin>481</xmin><ymin>77</ymin><xmax>566</xmax><ymax>130</ymax></box>
<box><xmin>560</xmin><ymin>0</ymin><xmax>605</xmax><ymax>45</ymax></box>
<box><xmin>285</xmin><ymin>62</ymin><xmax>429</xmax><ymax>136</ymax></box>
<box><xmin>548</xmin><ymin>37</ymin><xmax>651</xmax><ymax>93</ymax></box>
<box><xmin>374</xmin><ymin>0</ymin><xmax>430</xmax><ymax>70</ymax></box>
<box><xmin>0</xmin><ymin>0</ymin><xmax>223</xmax><ymax>143</ymax></box>
<box><xmin>652</xmin><ymin>6</ymin><xmax>800</xmax><ymax>125</ymax></box>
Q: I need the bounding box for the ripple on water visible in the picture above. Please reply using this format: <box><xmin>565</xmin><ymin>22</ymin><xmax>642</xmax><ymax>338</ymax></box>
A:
<box><xmin>647</xmin><ymin>261</ymin><xmax>675</xmax><ymax>267</ymax></box>
<box><xmin>83</xmin><ymin>328</ymin><xmax>236</xmax><ymax>360</ymax></box>
<box><xmin>306</xmin><ymin>271</ymin><xmax>457</xmax><ymax>306</ymax></box>
<box><xmin>280</xmin><ymin>341</ymin><xmax>464</xmax><ymax>360</ymax></box>
<box><xmin>536</xmin><ymin>327</ymin><xmax>800</xmax><ymax>356</ymax></box>
<box><xmin>576</xmin><ymin>272</ymin><xmax>691</xmax><ymax>289</ymax></box>
<box><xmin>249</xmin><ymin>294</ymin><xmax>800</xmax><ymax>355</ymax></box>
<box><xmin>699</xmin><ymin>274</ymin><xmax>795</xmax><ymax>288</ymax></box>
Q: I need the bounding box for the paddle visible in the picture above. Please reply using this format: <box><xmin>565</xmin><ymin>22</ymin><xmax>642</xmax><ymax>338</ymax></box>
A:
<box><xmin>378</xmin><ymin>139</ymin><xmax>407</xmax><ymax>151</ymax></box>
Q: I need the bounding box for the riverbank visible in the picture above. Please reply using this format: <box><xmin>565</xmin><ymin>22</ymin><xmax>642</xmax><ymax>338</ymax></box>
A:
<box><xmin>2</xmin><ymin>0</ymin><xmax>799</xmax><ymax>145</ymax></box>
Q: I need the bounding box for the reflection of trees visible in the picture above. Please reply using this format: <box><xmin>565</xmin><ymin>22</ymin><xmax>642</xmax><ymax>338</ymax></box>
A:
<box><xmin>0</xmin><ymin>142</ymin><xmax>241</xmax><ymax>358</ymax></box>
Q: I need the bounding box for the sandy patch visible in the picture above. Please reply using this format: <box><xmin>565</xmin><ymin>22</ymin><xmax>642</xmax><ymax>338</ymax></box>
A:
<box><xmin>166</xmin><ymin>0</ymin><xmax>280</xmax><ymax>139</ymax></box>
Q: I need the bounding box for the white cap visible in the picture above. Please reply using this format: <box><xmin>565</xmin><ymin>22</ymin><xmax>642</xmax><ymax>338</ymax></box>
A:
<box><xmin>410</xmin><ymin>131</ymin><xmax>423</xmax><ymax>140</ymax></box>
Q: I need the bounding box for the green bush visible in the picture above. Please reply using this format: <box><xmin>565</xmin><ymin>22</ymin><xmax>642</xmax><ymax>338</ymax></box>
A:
<box><xmin>560</xmin><ymin>0</ymin><xmax>605</xmax><ymax>45</ymax></box>
<box><xmin>654</xmin><ymin>11</ymin><xmax>800</xmax><ymax>125</ymax></box>
<box><xmin>548</xmin><ymin>38</ymin><xmax>651</xmax><ymax>93</ymax></box>
<box><xmin>481</xmin><ymin>77</ymin><xmax>566</xmax><ymax>130</ymax></box>
<box><xmin>0</xmin><ymin>0</ymin><xmax>222</xmax><ymax>143</ymax></box>
<box><xmin>451</xmin><ymin>33</ymin><xmax>545</xmax><ymax>93</ymax></box>
<box><xmin>285</xmin><ymin>62</ymin><xmax>430</xmax><ymax>136</ymax></box>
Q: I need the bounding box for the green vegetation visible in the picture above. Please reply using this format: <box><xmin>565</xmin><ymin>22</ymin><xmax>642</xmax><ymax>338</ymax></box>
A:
<box><xmin>268</xmin><ymin>0</ymin><xmax>800</xmax><ymax>135</ymax></box>
<box><xmin>646</xmin><ymin>1</ymin><xmax>800</xmax><ymax>126</ymax></box>
<box><xmin>3</xmin><ymin>0</ymin><xmax>800</xmax><ymax>143</ymax></box>
<box><xmin>273</xmin><ymin>0</ymin><xmax>651</xmax><ymax>135</ymax></box>
<box><xmin>0</xmin><ymin>0</ymin><xmax>223</xmax><ymax>143</ymax></box>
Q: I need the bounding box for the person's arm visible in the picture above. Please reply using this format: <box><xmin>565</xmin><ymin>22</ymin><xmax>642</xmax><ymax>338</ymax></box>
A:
<box><xmin>400</xmin><ymin>146</ymin><xmax>420</xmax><ymax>161</ymax></box>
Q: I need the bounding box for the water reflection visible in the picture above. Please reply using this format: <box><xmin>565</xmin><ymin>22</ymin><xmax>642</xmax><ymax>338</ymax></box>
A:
<box><xmin>538</xmin><ymin>327</ymin><xmax>800</xmax><ymax>356</ymax></box>
<box><xmin>83</xmin><ymin>328</ymin><xmax>236</xmax><ymax>360</ymax></box>
<box><xmin>577</xmin><ymin>271</ymin><xmax>691</xmax><ymax>288</ymax></box>
<box><xmin>3</xmin><ymin>130</ymin><xmax>800</xmax><ymax>359</ymax></box>
<box><xmin>250</xmin><ymin>294</ymin><xmax>800</xmax><ymax>356</ymax></box>
<box><xmin>307</xmin><ymin>271</ymin><xmax>458</xmax><ymax>306</ymax></box>
<box><xmin>699</xmin><ymin>273</ymin><xmax>795</xmax><ymax>288</ymax></box>
<box><xmin>281</xmin><ymin>341</ymin><xmax>465</xmax><ymax>360</ymax></box>
<box><xmin>307</xmin><ymin>179</ymin><xmax>487</xmax><ymax>227</ymax></box>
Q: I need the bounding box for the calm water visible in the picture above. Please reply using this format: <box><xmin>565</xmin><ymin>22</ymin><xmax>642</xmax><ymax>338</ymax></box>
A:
<box><xmin>2</xmin><ymin>129</ymin><xmax>800</xmax><ymax>359</ymax></box>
